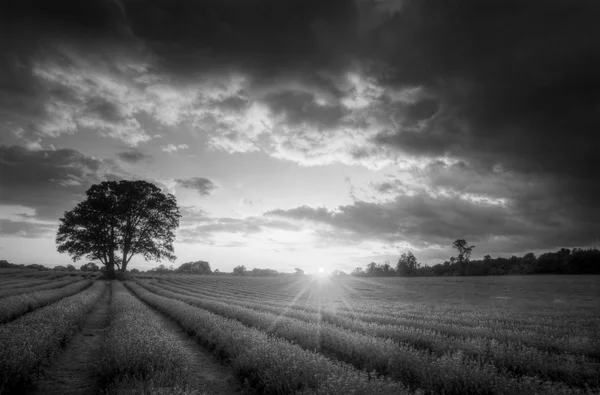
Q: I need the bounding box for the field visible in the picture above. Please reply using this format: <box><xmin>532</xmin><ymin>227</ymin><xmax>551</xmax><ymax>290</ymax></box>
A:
<box><xmin>0</xmin><ymin>270</ymin><xmax>598</xmax><ymax>395</ymax></box>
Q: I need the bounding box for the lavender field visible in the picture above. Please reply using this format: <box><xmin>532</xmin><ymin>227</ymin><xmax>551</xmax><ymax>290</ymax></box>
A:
<box><xmin>1</xmin><ymin>270</ymin><xmax>598</xmax><ymax>394</ymax></box>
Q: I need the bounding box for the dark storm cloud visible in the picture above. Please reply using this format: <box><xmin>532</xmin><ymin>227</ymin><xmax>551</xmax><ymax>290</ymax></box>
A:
<box><xmin>175</xmin><ymin>177</ymin><xmax>218</xmax><ymax>196</ymax></box>
<box><xmin>1</xmin><ymin>0</ymin><xmax>360</xmax><ymax>147</ymax></box>
<box><xmin>117</xmin><ymin>149</ymin><xmax>152</xmax><ymax>163</ymax></box>
<box><xmin>120</xmin><ymin>0</ymin><xmax>358</xmax><ymax>77</ymax></box>
<box><xmin>0</xmin><ymin>145</ymin><xmax>124</xmax><ymax>220</ymax></box>
<box><xmin>1</xmin><ymin>0</ymin><xmax>599</xmax><ymax>252</ymax></box>
<box><xmin>0</xmin><ymin>0</ymin><xmax>151</xmax><ymax>144</ymax></box>
<box><xmin>267</xmin><ymin>158</ymin><xmax>599</xmax><ymax>253</ymax></box>
<box><xmin>367</xmin><ymin>1</ymin><xmax>600</xmax><ymax>209</ymax></box>
<box><xmin>125</xmin><ymin>0</ymin><xmax>598</xmax><ymax>184</ymax></box>
<box><xmin>84</xmin><ymin>97</ymin><xmax>127</xmax><ymax>124</ymax></box>
<box><xmin>260</xmin><ymin>91</ymin><xmax>345</xmax><ymax>129</ymax></box>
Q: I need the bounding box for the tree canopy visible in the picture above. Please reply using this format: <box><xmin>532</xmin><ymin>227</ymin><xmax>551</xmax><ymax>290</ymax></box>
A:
<box><xmin>233</xmin><ymin>265</ymin><xmax>247</xmax><ymax>275</ymax></box>
<box><xmin>397</xmin><ymin>251</ymin><xmax>419</xmax><ymax>276</ymax></box>
<box><xmin>56</xmin><ymin>180</ymin><xmax>181</xmax><ymax>279</ymax></box>
<box><xmin>452</xmin><ymin>239</ymin><xmax>475</xmax><ymax>276</ymax></box>
<box><xmin>176</xmin><ymin>260</ymin><xmax>212</xmax><ymax>275</ymax></box>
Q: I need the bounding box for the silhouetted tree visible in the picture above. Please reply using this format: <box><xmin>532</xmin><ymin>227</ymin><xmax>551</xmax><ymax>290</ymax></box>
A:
<box><xmin>521</xmin><ymin>252</ymin><xmax>536</xmax><ymax>274</ymax></box>
<box><xmin>26</xmin><ymin>264</ymin><xmax>46</xmax><ymax>270</ymax></box>
<box><xmin>150</xmin><ymin>264</ymin><xmax>173</xmax><ymax>274</ymax></box>
<box><xmin>397</xmin><ymin>251</ymin><xmax>419</xmax><ymax>276</ymax></box>
<box><xmin>233</xmin><ymin>265</ymin><xmax>247</xmax><ymax>275</ymax></box>
<box><xmin>366</xmin><ymin>262</ymin><xmax>378</xmax><ymax>276</ymax></box>
<box><xmin>177</xmin><ymin>260</ymin><xmax>212</xmax><ymax>274</ymax></box>
<box><xmin>249</xmin><ymin>268</ymin><xmax>279</xmax><ymax>276</ymax></box>
<box><xmin>56</xmin><ymin>180</ymin><xmax>181</xmax><ymax>279</ymax></box>
<box><xmin>452</xmin><ymin>239</ymin><xmax>474</xmax><ymax>276</ymax></box>
<box><xmin>294</xmin><ymin>268</ymin><xmax>304</xmax><ymax>275</ymax></box>
<box><xmin>331</xmin><ymin>269</ymin><xmax>348</xmax><ymax>276</ymax></box>
<box><xmin>381</xmin><ymin>261</ymin><xmax>394</xmax><ymax>276</ymax></box>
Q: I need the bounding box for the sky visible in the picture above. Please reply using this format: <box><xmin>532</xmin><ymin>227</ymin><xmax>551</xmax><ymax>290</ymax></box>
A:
<box><xmin>0</xmin><ymin>0</ymin><xmax>599</xmax><ymax>273</ymax></box>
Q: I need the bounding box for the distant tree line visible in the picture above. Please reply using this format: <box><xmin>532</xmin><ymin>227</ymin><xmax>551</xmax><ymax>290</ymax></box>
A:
<box><xmin>434</xmin><ymin>247</ymin><xmax>600</xmax><ymax>276</ymax></box>
<box><xmin>0</xmin><ymin>258</ymin><xmax>282</xmax><ymax>277</ymax></box>
<box><xmin>0</xmin><ymin>260</ymin><xmax>45</xmax><ymax>270</ymax></box>
<box><xmin>146</xmin><ymin>260</ymin><xmax>213</xmax><ymax>275</ymax></box>
<box><xmin>351</xmin><ymin>251</ymin><xmax>425</xmax><ymax>277</ymax></box>
<box><xmin>232</xmin><ymin>265</ymin><xmax>280</xmax><ymax>276</ymax></box>
<box><xmin>351</xmin><ymin>241</ymin><xmax>600</xmax><ymax>277</ymax></box>
<box><xmin>0</xmin><ymin>260</ymin><xmax>77</xmax><ymax>271</ymax></box>
<box><xmin>1</xmin><ymin>260</ymin><xmax>106</xmax><ymax>272</ymax></box>
<box><xmin>4</xmin><ymin>242</ymin><xmax>598</xmax><ymax>277</ymax></box>
<box><xmin>146</xmin><ymin>262</ymin><xmax>281</xmax><ymax>276</ymax></box>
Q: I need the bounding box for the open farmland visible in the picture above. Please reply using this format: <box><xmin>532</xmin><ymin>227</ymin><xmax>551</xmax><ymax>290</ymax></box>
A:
<box><xmin>1</xmin><ymin>270</ymin><xmax>599</xmax><ymax>394</ymax></box>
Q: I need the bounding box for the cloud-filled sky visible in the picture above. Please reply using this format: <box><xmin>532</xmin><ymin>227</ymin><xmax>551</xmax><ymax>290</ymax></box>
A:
<box><xmin>1</xmin><ymin>0</ymin><xmax>599</xmax><ymax>272</ymax></box>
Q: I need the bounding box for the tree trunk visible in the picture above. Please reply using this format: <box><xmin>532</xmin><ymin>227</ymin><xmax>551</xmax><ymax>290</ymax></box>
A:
<box><xmin>106</xmin><ymin>248</ymin><xmax>116</xmax><ymax>279</ymax></box>
<box><xmin>105</xmin><ymin>259</ymin><xmax>116</xmax><ymax>279</ymax></box>
<box><xmin>121</xmin><ymin>249</ymin><xmax>128</xmax><ymax>272</ymax></box>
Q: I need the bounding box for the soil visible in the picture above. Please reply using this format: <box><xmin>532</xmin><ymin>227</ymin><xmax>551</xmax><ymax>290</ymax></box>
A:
<box><xmin>130</xmin><ymin>286</ymin><xmax>243</xmax><ymax>395</ymax></box>
<box><xmin>26</xmin><ymin>281</ymin><xmax>242</xmax><ymax>395</ymax></box>
<box><xmin>29</xmin><ymin>281</ymin><xmax>113</xmax><ymax>395</ymax></box>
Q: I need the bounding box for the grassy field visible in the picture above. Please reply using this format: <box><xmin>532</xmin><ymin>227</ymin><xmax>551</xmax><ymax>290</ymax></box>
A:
<box><xmin>0</xmin><ymin>269</ymin><xmax>598</xmax><ymax>394</ymax></box>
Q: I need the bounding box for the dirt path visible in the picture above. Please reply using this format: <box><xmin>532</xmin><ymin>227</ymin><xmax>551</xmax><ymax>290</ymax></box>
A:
<box><xmin>129</xmin><ymin>288</ymin><xmax>243</xmax><ymax>395</ymax></box>
<box><xmin>29</xmin><ymin>281</ymin><xmax>112</xmax><ymax>395</ymax></box>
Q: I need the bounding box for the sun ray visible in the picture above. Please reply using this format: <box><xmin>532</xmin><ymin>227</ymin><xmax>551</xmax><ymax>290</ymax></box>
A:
<box><xmin>266</xmin><ymin>277</ymin><xmax>312</xmax><ymax>332</ymax></box>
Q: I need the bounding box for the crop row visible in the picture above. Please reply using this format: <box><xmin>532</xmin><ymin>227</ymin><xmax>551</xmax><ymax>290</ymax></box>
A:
<box><xmin>163</xmin><ymin>276</ymin><xmax>596</xmax><ymax>333</ymax></box>
<box><xmin>0</xmin><ymin>281</ymin><xmax>106</xmax><ymax>393</ymax></box>
<box><xmin>159</xmin><ymin>275</ymin><xmax>308</xmax><ymax>296</ymax></box>
<box><xmin>160</xmin><ymin>276</ymin><xmax>598</xmax><ymax>349</ymax></box>
<box><xmin>0</xmin><ymin>280</ymin><xmax>92</xmax><ymax>324</ymax></box>
<box><xmin>0</xmin><ymin>277</ymin><xmax>68</xmax><ymax>290</ymax></box>
<box><xmin>0</xmin><ymin>277</ymin><xmax>83</xmax><ymax>299</ymax></box>
<box><xmin>126</xmin><ymin>281</ymin><xmax>413</xmax><ymax>395</ymax></box>
<box><xmin>0</xmin><ymin>271</ymin><xmax>77</xmax><ymax>285</ymax></box>
<box><xmin>136</xmin><ymin>280</ymin><xmax>593</xmax><ymax>395</ymax></box>
<box><xmin>165</xmin><ymin>276</ymin><xmax>311</xmax><ymax>304</ymax></box>
<box><xmin>150</xmin><ymin>279</ymin><xmax>600</xmax><ymax>385</ymax></box>
<box><xmin>0</xmin><ymin>271</ymin><xmax>43</xmax><ymax>282</ymax></box>
<box><xmin>98</xmin><ymin>282</ymin><xmax>197</xmax><ymax>394</ymax></box>
<box><xmin>153</xmin><ymin>279</ymin><xmax>598</xmax><ymax>360</ymax></box>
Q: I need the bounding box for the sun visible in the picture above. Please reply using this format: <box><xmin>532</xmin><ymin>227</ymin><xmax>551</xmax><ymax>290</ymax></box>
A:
<box><xmin>316</xmin><ymin>267</ymin><xmax>329</xmax><ymax>278</ymax></box>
